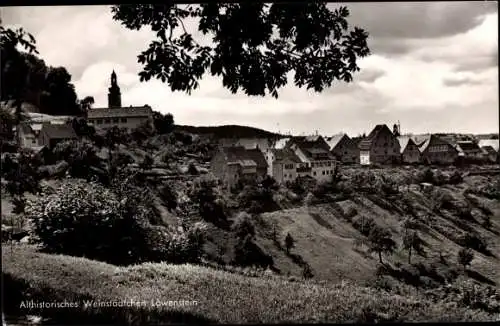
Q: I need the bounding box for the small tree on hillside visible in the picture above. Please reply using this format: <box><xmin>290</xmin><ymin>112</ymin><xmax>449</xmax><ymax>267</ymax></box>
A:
<box><xmin>367</xmin><ymin>225</ymin><xmax>396</xmax><ymax>264</ymax></box>
<box><xmin>285</xmin><ymin>232</ymin><xmax>295</xmax><ymax>254</ymax></box>
<box><xmin>457</xmin><ymin>248</ymin><xmax>474</xmax><ymax>271</ymax></box>
<box><xmin>139</xmin><ymin>153</ymin><xmax>154</xmax><ymax>171</ymax></box>
<box><xmin>402</xmin><ymin>230</ymin><xmax>425</xmax><ymax>264</ymax></box>
<box><xmin>232</xmin><ymin>212</ymin><xmax>256</xmax><ymax>239</ymax></box>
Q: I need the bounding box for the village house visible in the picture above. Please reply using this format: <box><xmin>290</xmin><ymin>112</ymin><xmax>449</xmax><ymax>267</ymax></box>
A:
<box><xmin>285</xmin><ymin>135</ymin><xmax>337</xmax><ymax>183</ymax></box>
<box><xmin>478</xmin><ymin>139</ymin><xmax>499</xmax><ymax>152</ymax></box>
<box><xmin>86</xmin><ymin>71</ymin><xmax>153</xmax><ymax>130</ymax></box>
<box><xmin>481</xmin><ymin>145</ymin><xmax>498</xmax><ymax>163</ymax></box>
<box><xmin>397</xmin><ymin>136</ymin><xmax>421</xmax><ymax>164</ymax></box>
<box><xmin>326</xmin><ymin>133</ymin><xmax>359</xmax><ymax>164</ymax></box>
<box><xmin>270</xmin><ymin>137</ymin><xmax>291</xmax><ymax>150</ymax></box>
<box><xmin>358</xmin><ymin>124</ymin><xmax>401</xmax><ymax>165</ymax></box>
<box><xmin>412</xmin><ymin>134</ymin><xmax>458</xmax><ymax>165</ymax></box>
<box><xmin>265</xmin><ymin>148</ymin><xmax>302</xmax><ymax>184</ymax></box>
<box><xmin>18</xmin><ymin>123</ymin><xmax>40</xmax><ymax>148</ymax></box>
<box><xmin>38</xmin><ymin>123</ymin><xmax>78</xmax><ymax>148</ymax></box>
<box><xmin>210</xmin><ymin>146</ymin><xmax>268</xmax><ymax>189</ymax></box>
<box><xmin>455</xmin><ymin>141</ymin><xmax>484</xmax><ymax>159</ymax></box>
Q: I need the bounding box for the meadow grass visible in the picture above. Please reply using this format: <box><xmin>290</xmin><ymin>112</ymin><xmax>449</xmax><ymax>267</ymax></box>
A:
<box><xmin>2</xmin><ymin>244</ymin><xmax>497</xmax><ymax>324</ymax></box>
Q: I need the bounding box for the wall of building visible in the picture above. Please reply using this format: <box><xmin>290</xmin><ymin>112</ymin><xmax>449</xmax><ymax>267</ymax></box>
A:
<box><xmin>87</xmin><ymin>116</ymin><xmax>151</xmax><ymax>130</ymax></box>
<box><xmin>19</xmin><ymin>129</ymin><xmax>38</xmax><ymax>148</ymax></box>
<box><xmin>369</xmin><ymin>130</ymin><xmax>401</xmax><ymax>164</ymax></box>
<box><xmin>310</xmin><ymin>160</ymin><xmax>336</xmax><ymax>183</ymax></box>
<box><xmin>332</xmin><ymin>138</ymin><xmax>359</xmax><ymax>164</ymax></box>
<box><xmin>422</xmin><ymin>144</ymin><xmax>457</xmax><ymax>164</ymax></box>
<box><xmin>360</xmin><ymin>151</ymin><xmax>370</xmax><ymax>165</ymax></box>
<box><xmin>402</xmin><ymin>144</ymin><xmax>421</xmax><ymax>164</ymax></box>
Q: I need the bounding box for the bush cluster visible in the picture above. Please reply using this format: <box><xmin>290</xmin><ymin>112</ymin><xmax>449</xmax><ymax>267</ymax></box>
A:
<box><xmin>26</xmin><ymin>179</ymin><xmax>206</xmax><ymax>265</ymax></box>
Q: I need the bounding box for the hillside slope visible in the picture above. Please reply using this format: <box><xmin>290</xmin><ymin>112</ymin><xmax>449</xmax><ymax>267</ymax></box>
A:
<box><xmin>249</xmin><ymin>175</ymin><xmax>500</xmax><ymax>286</ymax></box>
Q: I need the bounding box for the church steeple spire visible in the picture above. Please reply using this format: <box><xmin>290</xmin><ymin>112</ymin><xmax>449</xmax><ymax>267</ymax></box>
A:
<box><xmin>108</xmin><ymin>70</ymin><xmax>122</xmax><ymax>108</ymax></box>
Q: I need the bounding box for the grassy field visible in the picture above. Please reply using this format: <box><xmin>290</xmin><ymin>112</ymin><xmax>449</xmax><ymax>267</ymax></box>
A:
<box><xmin>3</xmin><ymin>244</ymin><xmax>498</xmax><ymax>324</ymax></box>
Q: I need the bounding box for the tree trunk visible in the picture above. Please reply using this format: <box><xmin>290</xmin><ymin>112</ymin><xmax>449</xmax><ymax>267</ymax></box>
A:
<box><xmin>408</xmin><ymin>246</ymin><xmax>412</xmax><ymax>264</ymax></box>
<box><xmin>15</xmin><ymin>101</ymin><xmax>22</xmax><ymax>148</ymax></box>
<box><xmin>378</xmin><ymin>251</ymin><xmax>383</xmax><ymax>264</ymax></box>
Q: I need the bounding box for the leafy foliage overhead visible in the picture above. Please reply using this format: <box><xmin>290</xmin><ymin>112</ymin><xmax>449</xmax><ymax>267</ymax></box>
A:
<box><xmin>111</xmin><ymin>3</ymin><xmax>370</xmax><ymax>98</ymax></box>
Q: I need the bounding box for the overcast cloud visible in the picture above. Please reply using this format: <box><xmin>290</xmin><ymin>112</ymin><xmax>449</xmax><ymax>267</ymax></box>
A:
<box><xmin>1</xmin><ymin>2</ymin><xmax>498</xmax><ymax>135</ymax></box>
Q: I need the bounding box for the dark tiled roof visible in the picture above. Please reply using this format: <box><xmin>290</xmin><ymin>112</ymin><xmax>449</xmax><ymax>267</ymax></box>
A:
<box><xmin>358</xmin><ymin>124</ymin><xmax>392</xmax><ymax>151</ymax></box>
<box><xmin>41</xmin><ymin>123</ymin><xmax>77</xmax><ymax>139</ymax></box>
<box><xmin>222</xmin><ymin>146</ymin><xmax>268</xmax><ymax>169</ymax></box>
<box><xmin>326</xmin><ymin>134</ymin><xmax>347</xmax><ymax>150</ymax></box>
<box><xmin>456</xmin><ymin>141</ymin><xmax>481</xmax><ymax>152</ymax></box>
<box><xmin>481</xmin><ymin>145</ymin><xmax>496</xmax><ymax>154</ymax></box>
<box><xmin>271</xmin><ymin>148</ymin><xmax>302</xmax><ymax>163</ymax></box>
<box><xmin>87</xmin><ymin>106</ymin><xmax>153</xmax><ymax>119</ymax></box>
<box><xmin>19</xmin><ymin>123</ymin><xmax>34</xmax><ymax>135</ymax></box>
<box><xmin>351</xmin><ymin>136</ymin><xmax>363</xmax><ymax>146</ymax></box>
<box><xmin>416</xmin><ymin>134</ymin><xmax>456</xmax><ymax>153</ymax></box>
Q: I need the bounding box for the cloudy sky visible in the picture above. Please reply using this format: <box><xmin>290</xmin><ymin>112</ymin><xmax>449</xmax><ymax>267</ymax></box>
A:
<box><xmin>2</xmin><ymin>2</ymin><xmax>498</xmax><ymax>136</ymax></box>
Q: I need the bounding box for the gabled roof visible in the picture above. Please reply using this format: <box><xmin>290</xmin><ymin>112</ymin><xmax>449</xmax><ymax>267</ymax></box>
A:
<box><xmin>270</xmin><ymin>148</ymin><xmax>302</xmax><ymax>163</ymax></box>
<box><xmin>19</xmin><ymin>123</ymin><xmax>34</xmax><ymax>135</ymax></box>
<box><xmin>273</xmin><ymin>137</ymin><xmax>290</xmax><ymax>149</ymax></box>
<box><xmin>288</xmin><ymin>135</ymin><xmax>330</xmax><ymax>151</ymax></box>
<box><xmin>351</xmin><ymin>136</ymin><xmax>363</xmax><ymax>147</ymax></box>
<box><xmin>40</xmin><ymin>123</ymin><xmax>77</xmax><ymax>140</ymax></box>
<box><xmin>358</xmin><ymin>124</ymin><xmax>394</xmax><ymax>151</ymax></box>
<box><xmin>414</xmin><ymin>134</ymin><xmax>455</xmax><ymax>153</ymax></box>
<box><xmin>221</xmin><ymin>146</ymin><xmax>267</xmax><ymax>169</ymax></box>
<box><xmin>87</xmin><ymin>106</ymin><xmax>153</xmax><ymax>119</ymax></box>
<box><xmin>228</xmin><ymin>159</ymin><xmax>257</xmax><ymax>167</ymax></box>
<box><xmin>456</xmin><ymin>141</ymin><xmax>482</xmax><ymax>152</ymax></box>
<box><xmin>397</xmin><ymin>136</ymin><xmax>419</xmax><ymax>154</ymax></box>
<box><xmin>326</xmin><ymin>134</ymin><xmax>347</xmax><ymax>151</ymax></box>
<box><xmin>478</xmin><ymin>139</ymin><xmax>499</xmax><ymax>152</ymax></box>
<box><xmin>287</xmin><ymin>135</ymin><xmax>335</xmax><ymax>161</ymax></box>
<box><xmin>481</xmin><ymin>145</ymin><xmax>497</xmax><ymax>154</ymax></box>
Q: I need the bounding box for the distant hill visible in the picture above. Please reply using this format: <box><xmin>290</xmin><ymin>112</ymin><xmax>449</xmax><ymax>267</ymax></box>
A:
<box><xmin>175</xmin><ymin>124</ymin><xmax>283</xmax><ymax>140</ymax></box>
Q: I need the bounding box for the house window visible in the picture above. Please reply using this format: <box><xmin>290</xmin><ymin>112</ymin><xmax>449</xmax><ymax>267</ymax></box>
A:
<box><xmin>96</xmin><ymin>119</ymin><xmax>103</xmax><ymax>124</ymax></box>
<box><xmin>121</xmin><ymin>118</ymin><xmax>127</xmax><ymax>123</ymax></box>
<box><xmin>313</xmin><ymin>171</ymin><xmax>316</xmax><ymax>176</ymax></box>
<box><xmin>113</xmin><ymin>118</ymin><xmax>119</xmax><ymax>123</ymax></box>
<box><xmin>384</xmin><ymin>150</ymin><xmax>388</xmax><ymax>155</ymax></box>
<box><xmin>322</xmin><ymin>171</ymin><xmax>325</xmax><ymax>175</ymax></box>
<box><xmin>105</xmin><ymin>119</ymin><xmax>111</xmax><ymax>124</ymax></box>
<box><xmin>32</xmin><ymin>139</ymin><xmax>36</xmax><ymax>144</ymax></box>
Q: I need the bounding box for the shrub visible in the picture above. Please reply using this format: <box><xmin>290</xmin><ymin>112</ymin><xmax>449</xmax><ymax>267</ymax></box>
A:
<box><xmin>457</xmin><ymin>248</ymin><xmax>474</xmax><ymax>271</ymax></box>
<box><xmin>188</xmin><ymin>163</ymin><xmax>199</xmax><ymax>175</ymax></box>
<box><xmin>344</xmin><ymin>207</ymin><xmax>358</xmax><ymax>220</ymax></box>
<box><xmin>159</xmin><ymin>183</ymin><xmax>178</xmax><ymax>212</ymax></box>
<box><xmin>352</xmin><ymin>216</ymin><xmax>376</xmax><ymax>236</ymax></box>
<box><xmin>284</xmin><ymin>233</ymin><xmax>295</xmax><ymax>254</ymax></box>
<box><xmin>232</xmin><ymin>234</ymin><xmax>273</xmax><ymax>268</ymax></box>
<box><xmin>422</xmin><ymin>168</ymin><xmax>435</xmax><ymax>183</ymax></box>
<box><xmin>457</xmin><ymin>233</ymin><xmax>489</xmax><ymax>254</ymax></box>
<box><xmin>53</xmin><ymin>140</ymin><xmax>102</xmax><ymax>180</ymax></box>
<box><xmin>449</xmin><ymin>170</ymin><xmax>463</xmax><ymax>185</ymax></box>
<box><xmin>231</xmin><ymin>212</ymin><xmax>256</xmax><ymax>239</ymax></box>
<box><xmin>26</xmin><ymin>179</ymin><xmax>206</xmax><ymax>265</ymax></box>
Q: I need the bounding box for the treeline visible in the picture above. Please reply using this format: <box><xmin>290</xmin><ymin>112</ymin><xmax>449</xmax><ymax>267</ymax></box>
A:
<box><xmin>1</xmin><ymin>25</ymin><xmax>83</xmax><ymax>116</ymax></box>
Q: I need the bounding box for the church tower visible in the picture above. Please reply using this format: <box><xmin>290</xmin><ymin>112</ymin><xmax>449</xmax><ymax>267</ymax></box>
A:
<box><xmin>108</xmin><ymin>70</ymin><xmax>122</xmax><ymax>108</ymax></box>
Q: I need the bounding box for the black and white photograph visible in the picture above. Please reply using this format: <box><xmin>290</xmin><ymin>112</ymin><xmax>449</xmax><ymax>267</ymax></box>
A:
<box><xmin>1</xmin><ymin>1</ymin><xmax>499</xmax><ymax>324</ymax></box>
